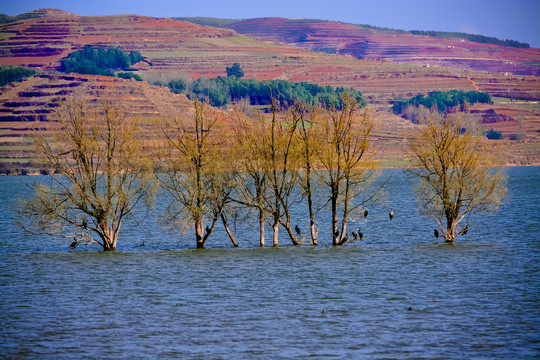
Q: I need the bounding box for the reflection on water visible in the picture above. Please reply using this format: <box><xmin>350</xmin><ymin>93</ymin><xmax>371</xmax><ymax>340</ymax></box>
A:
<box><xmin>1</xmin><ymin>168</ymin><xmax>539</xmax><ymax>359</ymax></box>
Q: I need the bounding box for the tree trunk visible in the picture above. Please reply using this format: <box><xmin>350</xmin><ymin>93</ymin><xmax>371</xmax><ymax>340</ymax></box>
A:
<box><xmin>280</xmin><ymin>219</ymin><xmax>300</xmax><ymax>246</ymax></box>
<box><xmin>103</xmin><ymin>238</ymin><xmax>117</xmax><ymax>251</ymax></box>
<box><xmin>259</xmin><ymin>207</ymin><xmax>265</xmax><ymax>247</ymax></box>
<box><xmin>195</xmin><ymin>219</ymin><xmax>205</xmax><ymax>248</ymax></box>
<box><xmin>272</xmin><ymin>218</ymin><xmax>279</xmax><ymax>247</ymax></box>
<box><xmin>310</xmin><ymin>219</ymin><xmax>318</xmax><ymax>246</ymax></box>
<box><xmin>331</xmin><ymin>185</ymin><xmax>339</xmax><ymax>246</ymax></box>
<box><xmin>305</xmin><ymin>166</ymin><xmax>317</xmax><ymax>245</ymax></box>
<box><xmin>340</xmin><ymin>220</ymin><xmax>348</xmax><ymax>245</ymax></box>
<box><xmin>445</xmin><ymin>218</ymin><xmax>456</xmax><ymax>243</ymax></box>
<box><xmin>221</xmin><ymin>213</ymin><xmax>238</xmax><ymax>247</ymax></box>
<box><xmin>99</xmin><ymin>224</ymin><xmax>117</xmax><ymax>251</ymax></box>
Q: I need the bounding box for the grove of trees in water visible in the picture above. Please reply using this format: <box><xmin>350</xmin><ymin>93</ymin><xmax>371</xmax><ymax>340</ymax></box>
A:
<box><xmin>18</xmin><ymin>92</ymin><xmax>507</xmax><ymax>250</ymax></box>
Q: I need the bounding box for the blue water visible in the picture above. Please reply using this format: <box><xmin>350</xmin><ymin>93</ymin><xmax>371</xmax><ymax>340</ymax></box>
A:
<box><xmin>1</xmin><ymin>168</ymin><xmax>539</xmax><ymax>359</ymax></box>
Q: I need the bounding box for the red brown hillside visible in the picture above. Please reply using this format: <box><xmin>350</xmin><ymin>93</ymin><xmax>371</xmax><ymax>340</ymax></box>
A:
<box><xmin>0</xmin><ymin>9</ymin><xmax>539</xmax><ymax>171</ymax></box>
<box><xmin>2</xmin><ymin>10</ymin><xmax>539</xmax><ymax>102</ymax></box>
<box><xmin>221</xmin><ymin>17</ymin><xmax>540</xmax><ymax>76</ymax></box>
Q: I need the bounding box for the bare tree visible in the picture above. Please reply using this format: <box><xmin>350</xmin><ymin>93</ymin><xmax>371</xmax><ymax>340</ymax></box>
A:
<box><xmin>316</xmin><ymin>93</ymin><xmax>381</xmax><ymax>245</ymax></box>
<box><xmin>233</xmin><ymin>96</ymin><xmax>301</xmax><ymax>247</ymax></box>
<box><xmin>158</xmin><ymin>100</ymin><xmax>237</xmax><ymax>248</ymax></box>
<box><xmin>17</xmin><ymin>96</ymin><xmax>155</xmax><ymax>251</ymax></box>
<box><xmin>408</xmin><ymin>112</ymin><xmax>507</xmax><ymax>242</ymax></box>
<box><xmin>292</xmin><ymin>101</ymin><xmax>320</xmax><ymax>245</ymax></box>
<box><xmin>233</xmin><ymin>110</ymin><xmax>269</xmax><ymax>247</ymax></box>
<box><xmin>267</xmin><ymin>97</ymin><xmax>302</xmax><ymax>246</ymax></box>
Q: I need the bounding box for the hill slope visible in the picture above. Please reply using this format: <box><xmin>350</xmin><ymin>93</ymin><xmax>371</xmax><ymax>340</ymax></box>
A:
<box><xmin>186</xmin><ymin>17</ymin><xmax>540</xmax><ymax>76</ymax></box>
<box><xmin>1</xmin><ymin>10</ymin><xmax>539</xmax><ymax>171</ymax></box>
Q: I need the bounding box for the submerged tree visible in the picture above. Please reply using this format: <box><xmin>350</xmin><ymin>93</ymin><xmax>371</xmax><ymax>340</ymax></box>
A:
<box><xmin>233</xmin><ymin>110</ymin><xmax>269</xmax><ymax>247</ymax></box>
<box><xmin>408</xmin><ymin>113</ymin><xmax>507</xmax><ymax>242</ymax></box>
<box><xmin>316</xmin><ymin>93</ymin><xmax>381</xmax><ymax>245</ymax></box>
<box><xmin>18</xmin><ymin>96</ymin><xmax>155</xmax><ymax>251</ymax></box>
<box><xmin>233</xmin><ymin>96</ymin><xmax>302</xmax><ymax>247</ymax></box>
<box><xmin>158</xmin><ymin>100</ymin><xmax>238</xmax><ymax>248</ymax></box>
<box><xmin>292</xmin><ymin>101</ymin><xmax>321</xmax><ymax>245</ymax></box>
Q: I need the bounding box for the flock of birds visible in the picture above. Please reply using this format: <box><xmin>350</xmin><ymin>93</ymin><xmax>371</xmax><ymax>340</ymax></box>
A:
<box><xmin>69</xmin><ymin>208</ymin><xmax>469</xmax><ymax>248</ymax></box>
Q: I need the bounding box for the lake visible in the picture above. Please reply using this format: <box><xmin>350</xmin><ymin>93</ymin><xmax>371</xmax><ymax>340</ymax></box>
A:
<box><xmin>1</xmin><ymin>168</ymin><xmax>539</xmax><ymax>359</ymax></box>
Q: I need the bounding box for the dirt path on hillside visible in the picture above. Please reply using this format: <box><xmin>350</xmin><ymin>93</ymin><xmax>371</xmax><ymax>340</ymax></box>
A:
<box><xmin>467</xmin><ymin>76</ymin><xmax>480</xmax><ymax>91</ymax></box>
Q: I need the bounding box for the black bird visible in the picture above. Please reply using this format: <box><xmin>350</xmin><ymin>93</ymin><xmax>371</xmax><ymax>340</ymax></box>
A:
<box><xmin>407</xmin><ymin>306</ymin><xmax>413</xmax><ymax>311</ymax></box>
<box><xmin>351</xmin><ymin>232</ymin><xmax>358</xmax><ymax>240</ymax></box>
<box><xmin>70</xmin><ymin>237</ymin><xmax>78</xmax><ymax>248</ymax></box>
<box><xmin>205</xmin><ymin>226</ymin><xmax>211</xmax><ymax>234</ymax></box>
<box><xmin>462</xmin><ymin>225</ymin><xmax>468</xmax><ymax>235</ymax></box>
<box><xmin>334</xmin><ymin>230</ymin><xmax>339</xmax><ymax>238</ymax></box>
<box><xmin>358</xmin><ymin>228</ymin><xmax>363</xmax><ymax>240</ymax></box>
<box><xmin>139</xmin><ymin>241</ymin><xmax>145</xmax><ymax>247</ymax></box>
<box><xmin>389</xmin><ymin>208</ymin><xmax>394</xmax><ymax>220</ymax></box>
<box><xmin>341</xmin><ymin>234</ymin><xmax>349</xmax><ymax>245</ymax></box>
<box><xmin>364</xmin><ymin>209</ymin><xmax>368</xmax><ymax>218</ymax></box>
<box><xmin>434</xmin><ymin>229</ymin><xmax>439</xmax><ymax>238</ymax></box>
<box><xmin>295</xmin><ymin>225</ymin><xmax>301</xmax><ymax>236</ymax></box>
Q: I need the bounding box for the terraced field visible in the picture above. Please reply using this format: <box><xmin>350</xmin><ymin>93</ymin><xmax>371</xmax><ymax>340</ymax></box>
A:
<box><xmin>1</xmin><ymin>9</ymin><xmax>539</xmax><ymax>172</ymax></box>
<box><xmin>217</xmin><ymin>17</ymin><xmax>540</xmax><ymax>76</ymax></box>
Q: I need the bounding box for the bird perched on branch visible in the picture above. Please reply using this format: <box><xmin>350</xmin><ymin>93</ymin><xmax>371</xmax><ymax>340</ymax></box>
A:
<box><xmin>364</xmin><ymin>209</ymin><xmax>368</xmax><ymax>218</ymax></box>
<box><xmin>434</xmin><ymin>229</ymin><xmax>439</xmax><ymax>238</ymax></box>
<box><xmin>462</xmin><ymin>225</ymin><xmax>468</xmax><ymax>235</ymax></box>
<box><xmin>295</xmin><ymin>225</ymin><xmax>301</xmax><ymax>236</ymax></box>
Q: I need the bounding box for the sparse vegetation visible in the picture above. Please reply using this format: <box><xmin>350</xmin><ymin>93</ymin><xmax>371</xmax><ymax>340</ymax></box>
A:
<box><xmin>172</xmin><ymin>17</ymin><xmax>241</xmax><ymax>27</ymax></box>
<box><xmin>410</xmin><ymin>30</ymin><xmax>530</xmax><ymax>49</ymax></box>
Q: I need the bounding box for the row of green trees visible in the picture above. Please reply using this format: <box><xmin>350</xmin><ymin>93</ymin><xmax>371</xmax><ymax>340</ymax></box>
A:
<box><xmin>162</xmin><ymin>75</ymin><xmax>366</xmax><ymax>109</ymax></box>
<box><xmin>392</xmin><ymin>90</ymin><xmax>492</xmax><ymax>119</ymax></box>
<box><xmin>410</xmin><ymin>30</ymin><xmax>530</xmax><ymax>49</ymax></box>
<box><xmin>18</xmin><ymin>93</ymin><xmax>507</xmax><ymax>251</ymax></box>
<box><xmin>0</xmin><ymin>65</ymin><xmax>36</xmax><ymax>87</ymax></box>
<box><xmin>61</xmin><ymin>46</ymin><xmax>143</xmax><ymax>76</ymax></box>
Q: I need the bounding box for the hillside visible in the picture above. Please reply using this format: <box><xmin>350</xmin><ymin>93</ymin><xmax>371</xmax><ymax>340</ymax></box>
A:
<box><xmin>186</xmin><ymin>17</ymin><xmax>540</xmax><ymax>76</ymax></box>
<box><xmin>1</xmin><ymin>9</ymin><xmax>539</xmax><ymax>172</ymax></box>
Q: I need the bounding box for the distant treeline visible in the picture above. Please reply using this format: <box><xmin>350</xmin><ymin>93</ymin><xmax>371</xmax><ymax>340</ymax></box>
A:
<box><xmin>0</xmin><ymin>12</ymin><xmax>42</xmax><ymax>24</ymax></box>
<box><xmin>160</xmin><ymin>76</ymin><xmax>366</xmax><ymax>109</ymax></box>
<box><xmin>410</xmin><ymin>30</ymin><xmax>530</xmax><ymax>49</ymax></box>
<box><xmin>0</xmin><ymin>65</ymin><xmax>36</xmax><ymax>87</ymax></box>
<box><xmin>61</xmin><ymin>46</ymin><xmax>144</xmax><ymax>77</ymax></box>
<box><xmin>392</xmin><ymin>90</ymin><xmax>492</xmax><ymax>115</ymax></box>
<box><xmin>172</xmin><ymin>17</ymin><xmax>240</xmax><ymax>27</ymax></box>
<box><xmin>175</xmin><ymin>17</ymin><xmax>530</xmax><ymax>50</ymax></box>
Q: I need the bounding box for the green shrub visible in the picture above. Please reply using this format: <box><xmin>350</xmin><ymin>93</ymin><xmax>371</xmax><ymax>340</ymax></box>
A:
<box><xmin>486</xmin><ymin>128</ymin><xmax>504</xmax><ymax>140</ymax></box>
<box><xmin>168</xmin><ymin>79</ymin><xmax>187</xmax><ymax>93</ymax></box>
<box><xmin>0</xmin><ymin>66</ymin><xmax>36</xmax><ymax>86</ymax></box>
<box><xmin>116</xmin><ymin>72</ymin><xmax>142</xmax><ymax>81</ymax></box>
<box><xmin>226</xmin><ymin>63</ymin><xmax>245</xmax><ymax>78</ymax></box>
